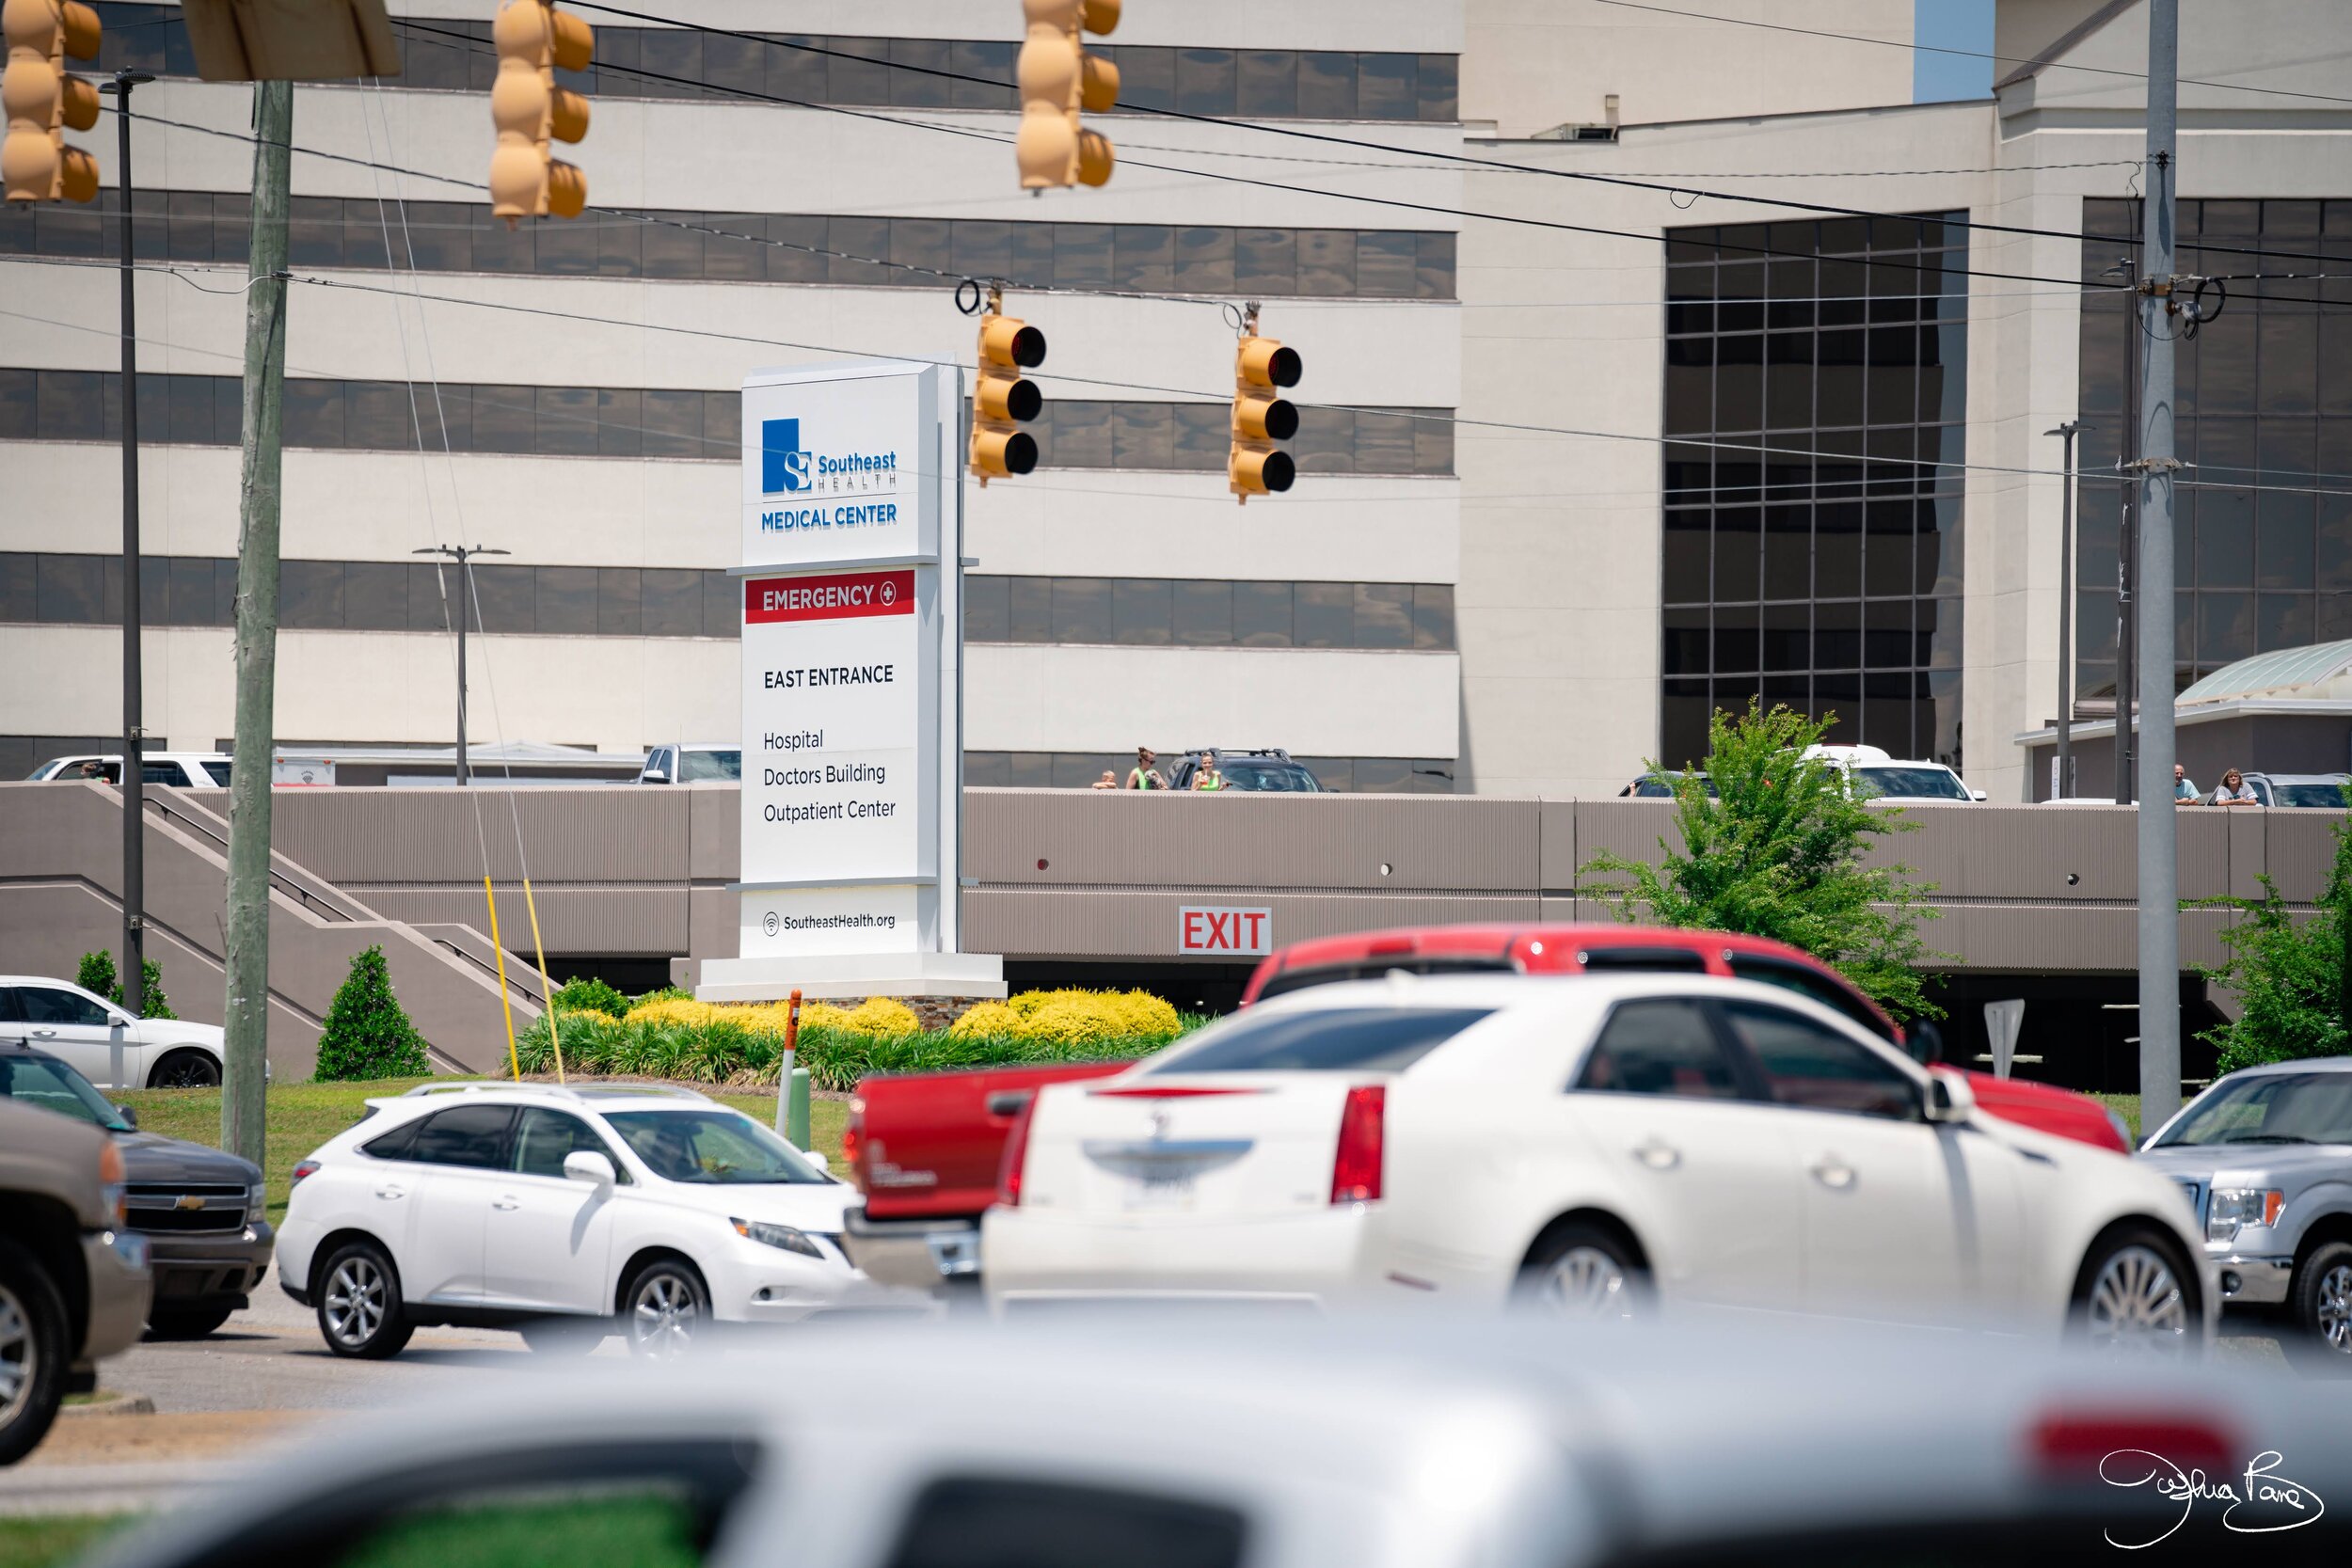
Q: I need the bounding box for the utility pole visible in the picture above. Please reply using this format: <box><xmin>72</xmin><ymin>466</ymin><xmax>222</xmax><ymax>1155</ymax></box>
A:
<box><xmin>102</xmin><ymin>69</ymin><xmax>155</xmax><ymax>1014</ymax></box>
<box><xmin>413</xmin><ymin>545</ymin><xmax>508</xmax><ymax>784</ymax></box>
<box><xmin>222</xmin><ymin>80</ymin><xmax>292</xmax><ymax>1166</ymax></box>
<box><xmin>2111</xmin><ymin>255</ymin><xmax>2138</xmax><ymax>806</ymax></box>
<box><xmin>2047</xmin><ymin>419</ymin><xmax>2082</xmax><ymax>800</ymax></box>
<box><xmin>2134</xmin><ymin>0</ymin><xmax>2184</xmax><ymax>1136</ymax></box>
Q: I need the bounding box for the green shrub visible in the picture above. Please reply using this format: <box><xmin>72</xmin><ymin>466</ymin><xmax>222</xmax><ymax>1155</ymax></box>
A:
<box><xmin>548</xmin><ymin>976</ymin><xmax>629</xmax><ymax>1019</ymax></box>
<box><xmin>633</xmin><ymin>985</ymin><xmax>692</xmax><ymax>1006</ymax></box>
<box><xmin>314</xmin><ymin>946</ymin><xmax>432</xmax><ymax>1081</ymax></box>
<box><xmin>76</xmin><ymin>950</ymin><xmax>177</xmax><ymax>1020</ymax></box>
<box><xmin>2190</xmin><ymin>794</ymin><xmax>2352</xmax><ymax>1073</ymax></box>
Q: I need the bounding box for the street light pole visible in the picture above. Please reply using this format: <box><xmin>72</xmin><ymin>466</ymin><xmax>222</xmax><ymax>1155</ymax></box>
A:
<box><xmin>2047</xmin><ymin>420</ymin><xmax>2082</xmax><ymax>799</ymax></box>
<box><xmin>102</xmin><ymin>69</ymin><xmax>156</xmax><ymax>1015</ymax></box>
<box><xmin>413</xmin><ymin>545</ymin><xmax>508</xmax><ymax>784</ymax></box>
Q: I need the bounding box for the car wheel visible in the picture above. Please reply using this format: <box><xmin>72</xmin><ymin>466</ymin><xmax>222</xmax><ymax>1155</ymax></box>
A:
<box><xmin>518</xmin><ymin>1316</ymin><xmax>605</xmax><ymax>1355</ymax></box>
<box><xmin>1512</xmin><ymin>1221</ymin><xmax>1650</xmax><ymax>1321</ymax></box>
<box><xmin>622</xmin><ymin>1259</ymin><xmax>707</xmax><ymax>1361</ymax></box>
<box><xmin>2072</xmin><ymin>1226</ymin><xmax>2196</xmax><ymax>1357</ymax></box>
<box><xmin>316</xmin><ymin>1242</ymin><xmax>414</xmax><ymax>1360</ymax></box>
<box><xmin>0</xmin><ymin>1239</ymin><xmax>69</xmax><ymax>1466</ymax></box>
<box><xmin>148</xmin><ymin>1050</ymin><xmax>222</xmax><ymax>1089</ymax></box>
<box><xmin>145</xmin><ymin>1306</ymin><xmax>236</xmax><ymax>1341</ymax></box>
<box><xmin>2291</xmin><ymin>1240</ymin><xmax>2352</xmax><ymax>1360</ymax></box>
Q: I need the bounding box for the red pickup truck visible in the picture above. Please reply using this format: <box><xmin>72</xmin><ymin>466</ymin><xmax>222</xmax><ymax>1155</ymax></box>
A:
<box><xmin>839</xmin><ymin>924</ymin><xmax>2131</xmax><ymax>1291</ymax></box>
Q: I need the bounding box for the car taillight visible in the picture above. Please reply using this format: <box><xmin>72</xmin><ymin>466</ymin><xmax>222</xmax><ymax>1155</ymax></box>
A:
<box><xmin>290</xmin><ymin>1159</ymin><xmax>321</xmax><ymax>1190</ymax></box>
<box><xmin>2029</xmin><ymin>1412</ymin><xmax>2234</xmax><ymax>1481</ymax></box>
<box><xmin>841</xmin><ymin>1099</ymin><xmax>866</xmax><ymax>1182</ymax></box>
<box><xmin>995</xmin><ymin>1095</ymin><xmax>1039</xmax><ymax>1208</ymax></box>
<box><xmin>1329</xmin><ymin>1085</ymin><xmax>1385</xmax><ymax>1205</ymax></box>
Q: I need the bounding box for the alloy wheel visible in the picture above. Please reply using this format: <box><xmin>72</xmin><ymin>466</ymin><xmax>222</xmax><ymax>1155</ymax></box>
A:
<box><xmin>630</xmin><ymin>1273</ymin><xmax>700</xmax><ymax>1360</ymax></box>
<box><xmin>155</xmin><ymin>1054</ymin><xmax>220</xmax><ymax>1089</ymax></box>
<box><xmin>2316</xmin><ymin>1263</ymin><xmax>2352</xmax><ymax>1355</ymax></box>
<box><xmin>0</xmin><ymin>1285</ymin><xmax>32</xmax><ymax>1429</ymax></box>
<box><xmin>324</xmin><ymin>1256</ymin><xmax>386</xmax><ymax>1349</ymax></box>
<box><xmin>1535</xmin><ymin>1246</ymin><xmax>1632</xmax><ymax>1320</ymax></box>
<box><xmin>2084</xmin><ymin>1244</ymin><xmax>2188</xmax><ymax>1354</ymax></box>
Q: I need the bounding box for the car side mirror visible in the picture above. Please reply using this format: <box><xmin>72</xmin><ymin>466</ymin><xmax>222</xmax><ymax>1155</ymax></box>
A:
<box><xmin>1925</xmin><ymin>1068</ymin><xmax>1976</xmax><ymax>1124</ymax></box>
<box><xmin>803</xmin><ymin>1149</ymin><xmax>830</xmax><ymax>1173</ymax></box>
<box><xmin>642</xmin><ymin>768</ymin><xmax>669</xmax><ymax>784</ymax></box>
<box><xmin>563</xmin><ymin>1149</ymin><xmax>617</xmax><ymax>1187</ymax></box>
<box><xmin>113</xmin><ymin>1103</ymin><xmax>138</xmax><ymax>1129</ymax></box>
<box><xmin>1971</xmin><ymin>790</ymin><xmax>1988</xmax><ymax>801</ymax></box>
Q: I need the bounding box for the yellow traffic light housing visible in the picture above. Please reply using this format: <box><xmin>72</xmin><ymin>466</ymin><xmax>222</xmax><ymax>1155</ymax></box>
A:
<box><xmin>2</xmin><ymin>0</ymin><xmax>102</xmax><ymax>205</ymax></box>
<box><xmin>970</xmin><ymin>287</ymin><xmax>1046</xmax><ymax>484</ymax></box>
<box><xmin>489</xmin><ymin>0</ymin><xmax>591</xmax><ymax>222</ymax></box>
<box><xmin>1230</xmin><ymin>306</ymin><xmax>1302</xmax><ymax>502</ymax></box>
<box><xmin>1015</xmin><ymin>0</ymin><xmax>1118</xmax><ymax>191</ymax></box>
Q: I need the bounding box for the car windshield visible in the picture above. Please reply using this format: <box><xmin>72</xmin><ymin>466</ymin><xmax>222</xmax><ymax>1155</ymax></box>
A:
<box><xmin>601</xmin><ymin>1109</ymin><xmax>828</xmax><ymax>1183</ymax></box>
<box><xmin>1630</xmin><ymin>773</ymin><xmax>1717</xmax><ymax>798</ymax></box>
<box><xmin>2271</xmin><ymin>782</ymin><xmax>2350</xmax><ymax>808</ymax></box>
<box><xmin>680</xmin><ymin>750</ymin><xmax>741</xmax><ymax>783</ymax></box>
<box><xmin>1147</xmin><ymin>1006</ymin><xmax>1495</xmax><ymax>1074</ymax></box>
<box><xmin>1215</xmin><ymin>763</ymin><xmax>1319</xmax><ymax>792</ymax></box>
<box><xmin>2154</xmin><ymin>1072</ymin><xmax>2352</xmax><ymax>1148</ymax></box>
<box><xmin>0</xmin><ymin>1054</ymin><xmax>130</xmax><ymax>1131</ymax></box>
<box><xmin>1851</xmin><ymin>766</ymin><xmax>1971</xmax><ymax>801</ymax></box>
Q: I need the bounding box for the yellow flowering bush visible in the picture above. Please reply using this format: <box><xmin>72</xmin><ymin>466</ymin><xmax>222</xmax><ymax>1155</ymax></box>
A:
<box><xmin>621</xmin><ymin>994</ymin><xmax>917</xmax><ymax>1038</ymax></box>
<box><xmin>947</xmin><ymin>990</ymin><xmax>1182</xmax><ymax>1045</ymax></box>
<box><xmin>946</xmin><ymin>1001</ymin><xmax>1021</xmax><ymax>1038</ymax></box>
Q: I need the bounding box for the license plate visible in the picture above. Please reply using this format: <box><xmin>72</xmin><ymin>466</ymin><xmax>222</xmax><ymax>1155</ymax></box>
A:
<box><xmin>1123</xmin><ymin>1171</ymin><xmax>1197</xmax><ymax>1211</ymax></box>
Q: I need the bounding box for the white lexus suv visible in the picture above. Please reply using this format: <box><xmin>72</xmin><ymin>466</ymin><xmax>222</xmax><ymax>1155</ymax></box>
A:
<box><xmin>984</xmin><ymin>974</ymin><xmax>2214</xmax><ymax>1353</ymax></box>
<box><xmin>278</xmin><ymin>1083</ymin><xmax>915</xmax><ymax>1358</ymax></box>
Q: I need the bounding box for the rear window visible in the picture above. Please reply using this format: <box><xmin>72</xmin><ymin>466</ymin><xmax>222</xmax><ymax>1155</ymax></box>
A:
<box><xmin>887</xmin><ymin>1478</ymin><xmax>1245</xmax><ymax>1568</ymax></box>
<box><xmin>1256</xmin><ymin>956</ymin><xmax>1515</xmax><ymax>999</ymax></box>
<box><xmin>1851</xmin><ymin>766</ymin><xmax>1969</xmax><ymax>801</ymax></box>
<box><xmin>1576</xmin><ymin>946</ymin><xmax>1709</xmax><ymax>974</ymax></box>
<box><xmin>1724</xmin><ymin>955</ymin><xmax>1897</xmax><ymax>1043</ymax></box>
<box><xmin>1147</xmin><ymin>1006</ymin><xmax>1493</xmax><ymax>1075</ymax></box>
<box><xmin>201</xmin><ymin>760</ymin><xmax>231</xmax><ymax>785</ymax></box>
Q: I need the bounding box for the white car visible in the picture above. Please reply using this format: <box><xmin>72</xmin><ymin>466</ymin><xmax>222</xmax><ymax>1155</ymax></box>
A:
<box><xmin>0</xmin><ymin>975</ymin><xmax>228</xmax><ymax>1088</ymax></box>
<box><xmin>637</xmin><ymin>743</ymin><xmax>739</xmax><ymax>784</ymax></box>
<box><xmin>1803</xmin><ymin>742</ymin><xmax>1985</xmax><ymax>802</ymax></box>
<box><xmin>984</xmin><ymin>974</ymin><xmax>2214</xmax><ymax>1352</ymax></box>
<box><xmin>28</xmin><ymin>751</ymin><xmax>232</xmax><ymax>787</ymax></box>
<box><xmin>276</xmin><ymin>1082</ymin><xmax>915</xmax><ymax>1359</ymax></box>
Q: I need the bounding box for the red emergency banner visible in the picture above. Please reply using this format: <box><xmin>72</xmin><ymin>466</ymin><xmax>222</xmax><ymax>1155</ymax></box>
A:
<box><xmin>745</xmin><ymin>568</ymin><xmax>915</xmax><ymax>625</ymax></box>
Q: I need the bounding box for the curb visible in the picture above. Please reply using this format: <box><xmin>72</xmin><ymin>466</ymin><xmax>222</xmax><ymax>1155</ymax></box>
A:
<box><xmin>57</xmin><ymin>1392</ymin><xmax>157</xmax><ymax>1419</ymax></box>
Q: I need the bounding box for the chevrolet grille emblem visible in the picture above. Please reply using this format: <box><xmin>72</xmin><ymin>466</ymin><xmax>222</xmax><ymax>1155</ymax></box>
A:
<box><xmin>174</xmin><ymin>1195</ymin><xmax>206</xmax><ymax>1212</ymax></box>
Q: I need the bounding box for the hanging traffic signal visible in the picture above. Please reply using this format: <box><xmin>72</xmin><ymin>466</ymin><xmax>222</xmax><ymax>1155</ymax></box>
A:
<box><xmin>2</xmin><ymin>0</ymin><xmax>102</xmax><ymax>204</ymax></box>
<box><xmin>971</xmin><ymin>288</ymin><xmax>1045</xmax><ymax>483</ymax></box>
<box><xmin>1230</xmin><ymin>305</ymin><xmax>1301</xmax><ymax>502</ymax></box>
<box><xmin>1015</xmin><ymin>0</ymin><xmax>1118</xmax><ymax>191</ymax></box>
<box><xmin>488</xmin><ymin>0</ymin><xmax>591</xmax><ymax>222</ymax></box>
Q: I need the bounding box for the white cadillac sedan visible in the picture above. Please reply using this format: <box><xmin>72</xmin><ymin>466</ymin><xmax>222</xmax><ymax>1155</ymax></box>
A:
<box><xmin>984</xmin><ymin>975</ymin><xmax>2214</xmax><ymax>1352</ymax></box>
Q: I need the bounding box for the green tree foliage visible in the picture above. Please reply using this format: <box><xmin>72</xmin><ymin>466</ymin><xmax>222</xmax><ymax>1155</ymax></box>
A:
<box><xmin>548</xmin><ymin>976</ymin><xmax>629</xmax><ymax>1019</ymax></box>
<box><xmin>1578</xmin><ymin>698</ymin><xmax>1944</xmax><ymax>1022</ymax></box>
<box><xmin>2191</xmin><ymin>794</ymin><xmax>2352</xmax><ymax>1075</ymax></box>
<box><xmin>313</xmin><ymin>946</ymin><xmax>432</xmax><ymax>1081</ymax></box>
<box><xmin>75</xmin><ymin>950</ymin><xmax>177</xmax><ymax>1020</ymax></box>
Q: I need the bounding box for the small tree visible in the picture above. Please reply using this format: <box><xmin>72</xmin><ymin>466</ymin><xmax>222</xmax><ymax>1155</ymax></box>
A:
<box><xmin>1579</xmin><ymin>698</ymin><xmax>1945</xmax><ymax>1022</ymax></box>
<box><xmin>2190</xmin><ymin>790</ymin><xmax>2352</xmax><ymax>1075</ymax></box>
<box><xmin>75</xmin><ymin>950</ymin><xmax>177</xmax><ymax>1020</ymax></box>
<box><xmin>313</xmin><ymin>946</ymin><xmax>432</xmax><ymax>1081</ymax></box>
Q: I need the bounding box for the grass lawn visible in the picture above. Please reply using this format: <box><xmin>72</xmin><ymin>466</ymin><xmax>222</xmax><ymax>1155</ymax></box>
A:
<box><xmin>2092</xmin><ymin>1093</ymin><xmax>2142</xmax><ymax>1144</ymax></box>
<box><xmin>116</xmin><ymin>1080</ymin><xmax>851</xmax><ymax>1224</ymax></box>
<box><xmin>0</xmin><ymin>1514</ymin><xmax>138</xmax><ymax>1568</ymax></box>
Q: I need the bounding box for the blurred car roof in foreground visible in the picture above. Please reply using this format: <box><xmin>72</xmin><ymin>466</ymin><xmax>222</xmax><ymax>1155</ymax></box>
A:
<box><xmin>90</xmin><ymin>1312</ymin><xmax>2352</xmax><ymax>1568</ymax></box>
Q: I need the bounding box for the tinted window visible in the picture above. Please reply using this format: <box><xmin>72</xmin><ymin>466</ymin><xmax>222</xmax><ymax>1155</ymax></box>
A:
<box><xmin>21</xmin><ymin>987</ymin><xmax>112</xmax><ymax>1026</ymax></box>
<box><xmin>2272</xmin><ymin>782</ymin><xmax>2351</xmax><ymax>807</ymax></box>
<box><xmin>1148</xmin><ymin>1006</ymin><xmax>1492</xmax><ymax>1074</ymax></box>
<box><xmin>1578</xmin><ymin>999</ymin><xmax>1740</xmax><ymax>1099</ymax></box>
<box><xmin>680</xmin><ymin>749</ymin><xmax>740</xmax><ymax>782</ymax></box>
<box><xmin>200</xmin><ymin>760</ymin><xmax>231</xmax><ymax>785</ymax></box>
<box><xmin>0</xmin><ymin>990</ymin><xmax>24</xmax><ymax>1023</ymax></box>
<box><xmin>0</xmin><ymin>1053</ymin><xmax>130</xmax><ymax>1128</ymax></box>
<box><xmin>2157</xmin><ymin>1071</ymin><xmax>2352</xmax><ymax>1148</ymax></box>
<box><xmin>361</xmin><ymin>1115</ymin><xmax>423</xmax><ymax>1161</ymax></box>
<box><xmin>1724</xmin><ymin>956</ymin><xmax>1897</xmax><ymax>1043</ymax></box>
<box><xmin>1851</xmin><ymin>766</ymin><xmax>1970</xmax><ymax>800</ymax></box>
<box><xmin>887</xmin><ymin>1478</ymin><xmax>1245</xmax><ymax>1568</ymax></box>
<box><xmin>1722</xmin><ymin>1002</ymin><xmax>1919</xmax><ymax>1120</ymax></box>
<box><xmin>604</xmin><ymin>1110</ymin><xmax>829</xmax><ymax>1184</ymax></box>
<box><xmin>408</xmin><ymin>1103</ymin><xmax>516</xmax><ymax>1168</ymax></box>
<box><xmin>511</xmin><ymin>1107</ymin><xmax>622</xmax><ymax>1180</ymax></box>
<box><xmin>1216</xmin><ymin>762</ymin><xmax>1320</xmax><ymax>792</ymax></box>
<box><xmin>1577</xmin><ymin>946</ymin><xmax>1709</xmax><ymax>974</ymax></box>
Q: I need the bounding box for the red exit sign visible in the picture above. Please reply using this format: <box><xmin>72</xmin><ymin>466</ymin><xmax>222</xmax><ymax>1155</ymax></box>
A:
<box><xmin>1179</xmin><ymin>906</ymin><xmax>1273</xmax><ymax>957</ymax></box>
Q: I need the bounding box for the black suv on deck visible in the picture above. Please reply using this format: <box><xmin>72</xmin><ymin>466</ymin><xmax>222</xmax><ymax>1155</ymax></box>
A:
<box><xmin>0</xmin><ymin>1042</ymin><xmax>273</xmax><ymax>1339</ymax></box>
<box><xmin>1167</xmin><ymin>749</ymin><xmax>1324</xmax><ymax>792</ymax></box>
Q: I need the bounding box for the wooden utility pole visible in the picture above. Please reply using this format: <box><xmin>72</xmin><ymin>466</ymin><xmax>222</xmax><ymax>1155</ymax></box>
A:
<box><xmin>222</xmin><ymin>80</ymin><xmax>292</xmax><ymax>1165</ymax></box>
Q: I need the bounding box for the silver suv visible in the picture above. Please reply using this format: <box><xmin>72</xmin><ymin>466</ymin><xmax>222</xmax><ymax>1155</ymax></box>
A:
<box><xmin>2137</xmin><ymin>1058</ymin><xmax>2352</xmax><ymax>1356</ymax></box>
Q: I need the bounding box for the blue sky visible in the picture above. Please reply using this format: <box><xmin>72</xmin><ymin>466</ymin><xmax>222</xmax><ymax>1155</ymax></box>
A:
<box><xmin>1915</xmin><ymin>0</ymin><xmax>1996</xmax><ymax>102</ymax></box>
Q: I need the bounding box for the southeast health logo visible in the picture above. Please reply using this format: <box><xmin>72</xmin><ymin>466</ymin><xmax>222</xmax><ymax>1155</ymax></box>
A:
<box><xmin>761</xmin><ymin>418</ymin><xmax>810</xmax><ymax>495</ymax></box>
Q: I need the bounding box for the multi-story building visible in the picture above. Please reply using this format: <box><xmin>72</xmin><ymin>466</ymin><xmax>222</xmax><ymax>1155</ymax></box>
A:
<box><xmin>5</xmin><ymin>0</ymin><xmax>2346</xmax><ymax>807</ymax></box>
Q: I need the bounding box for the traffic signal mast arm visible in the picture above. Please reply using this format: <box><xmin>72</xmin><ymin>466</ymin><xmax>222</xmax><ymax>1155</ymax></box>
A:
<box><xmin>2</xmin><ymin>0</ymin><xmax>101</xmax><ymax>204</ymax></box>
<box><xmin>1016</xmin><ymin>0</ymin><xmax>1118</xmax><ymax>191</ymax></box>
<box><xmin>489</xmin><ymin>0</ymin><xmax>591</xmax><ymax>222</ymax></box>
<box><xmin>1230</xmin><ymin>304</ymin><xmax>1302</xmax><ymax>502</ymax></box>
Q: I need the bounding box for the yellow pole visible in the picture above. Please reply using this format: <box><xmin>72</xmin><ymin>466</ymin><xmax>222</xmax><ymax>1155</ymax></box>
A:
<box><xmin>519</xmin><ymin>877</ymin><xmax>564</xmax><ymax>1085</ymax></box>
<box><xmin>482</xmin><ymin>876</ymin><xmax>521</xmax><ymax>1082</ymax></box>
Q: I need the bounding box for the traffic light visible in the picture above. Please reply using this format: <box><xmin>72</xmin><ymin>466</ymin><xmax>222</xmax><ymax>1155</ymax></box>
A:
<box><xmin>970</xmin><ymin>288</ymin><xmax>1045</xmax><ymax>484</ymax></box>
<box><xmin>1230</xmin><ymin>306</ymin><xmax>1302</xmax><ymax>502</ymax></box>
<box><xmin>2</xmin><ymin>0</ymin><xmax>102</xmax><ymax>205</ymax></box>
<box><xmin>1015</xmin><ymin>0</ymin><xmax>1119</xmax><ymax>191</ymax></box>
<box><xmin>488</xmin><ymin>0</ymin><xmax>591</xmax><ymax>222</ymax></box>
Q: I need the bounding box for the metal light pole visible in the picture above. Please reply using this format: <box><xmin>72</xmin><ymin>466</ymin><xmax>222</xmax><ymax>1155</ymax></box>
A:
<box><xmin>2109</xmin><ymin>256</ymin><xmax>2138</xmax><ymax>806</ymax></box>
<box><xmin>2133</xmin><ymin>0</ymin><xmax>2184</xmax><ymax>1136</ymax></box>
<box><xmin>414</xmin><ymin>545</ymin><xmax>508</xmax><ymax>784</ymax></box>
<box><xmin>102</xmin><ymin>69</ymin><xmax>155</xmax><ymax>1014</ymax></box>
<box><xmin>2047</xmin><ymin>419</ymin><xmax>2082</xmax><ymax>799</ymax></box>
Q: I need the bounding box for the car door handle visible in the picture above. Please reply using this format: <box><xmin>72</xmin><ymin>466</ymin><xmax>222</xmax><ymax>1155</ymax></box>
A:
<box><xmin>1809</xmin><ymin>1158</ymin><xmax>1855</xmax><ymax>1191</ymax></box>
<box><xmin>1632</xmin><ymin>1139</ymin><xmax>1680</xmax><ymax>1171</ymax></box>
<box><xmin>29</xmin><ymin>1028</ymin><xmax>56</xmax><ymax>1038</ymax></box>
<box><xmin>492</xmin><ymin>1196</ymin><xmax>520</xmax><ymax>1211</ymax></box>
<box><xmin>373</xmin><ymin>1183</ymin><xmax>406</xmax><ymax>1200</ymax></box>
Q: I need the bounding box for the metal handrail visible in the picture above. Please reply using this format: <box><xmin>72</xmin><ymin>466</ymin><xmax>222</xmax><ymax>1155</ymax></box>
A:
<box><xmin>138</xmin><ymin>792</ymin><xmax>356</xmax><ymax>922</ymax></box>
